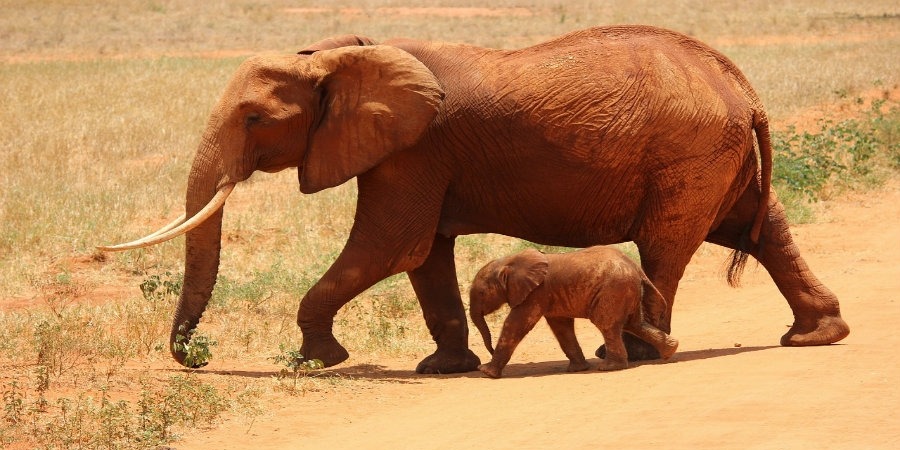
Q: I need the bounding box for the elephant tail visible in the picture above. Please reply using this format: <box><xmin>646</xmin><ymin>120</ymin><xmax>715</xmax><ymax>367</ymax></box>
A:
<box><xmin>750</xmin><ymin>110</ymin><xmax>773</xmax><ymax>245</ymax></box>
<box><xmin>726</xmin><ymin>111</ymin><xmax>772</xmax><ymax>288</ymax></box>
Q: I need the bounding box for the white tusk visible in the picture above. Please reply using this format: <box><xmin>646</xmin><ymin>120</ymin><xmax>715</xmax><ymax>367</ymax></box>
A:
<box><xmin>97</xmin><ymin>184</ymin><xmax>235</xmax><ymax>252</ymax></box>
<box><xmin>146</xmin><ymin>213</ymin><xmax>187</xmax><ymax>238</ymax></box>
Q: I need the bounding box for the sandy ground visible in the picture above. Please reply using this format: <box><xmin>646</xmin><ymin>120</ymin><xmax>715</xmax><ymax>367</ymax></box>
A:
<box><xmin>174</xmin><ymin>176</ymin><xmax>900</xmax><ymax>449</ymax></box>
<box><xmin>4</xmin><ymin>5</ymin><xmax>897</xmax><ymax>448</ymax></box>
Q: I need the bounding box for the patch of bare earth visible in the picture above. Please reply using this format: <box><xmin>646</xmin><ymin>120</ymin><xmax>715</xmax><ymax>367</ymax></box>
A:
<box><xmin>175</xmin><ymin>175</ymin><xmax>900</xmax><ymax>449</ymax></box>
<box><xmin>174</xmin><ymin>83</ymin><xmax>900</xmax><ymax>450</ymax></box>
<box><xmin>282</xmin><ymin>7</ymin><xmax>534</xmax><ymax>18</ymax></box>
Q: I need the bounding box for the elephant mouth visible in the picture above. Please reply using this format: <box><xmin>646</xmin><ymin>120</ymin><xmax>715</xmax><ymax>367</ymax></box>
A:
<box><xmin>96</xmin><ymin>183</ymin><xmax>236</xmax><ymax>251</ymax></box>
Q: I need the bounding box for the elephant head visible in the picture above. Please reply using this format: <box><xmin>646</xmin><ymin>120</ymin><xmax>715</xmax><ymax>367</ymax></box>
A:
<box><xmin>469</xmin><ymin>249</ymin><xmax>550</xmax><ymax>355</ymax></box>
<box><xmin>98</xmin><ymin>43</ymin><xmax>444</xmax><ymax>367</ymax></box>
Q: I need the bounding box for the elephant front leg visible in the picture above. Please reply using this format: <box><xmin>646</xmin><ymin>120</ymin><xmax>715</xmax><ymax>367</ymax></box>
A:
<box><xmin>479</xmin><ymin>305</ymin><xmax>543</xmax><ymax>378</ymax></box>
<box><xmin>408</xmin><ymin>234</ymin><xmax>481</xmax><ymax>374</ymax></box>
<box><xmin>297</xmin><ymin>244</ymin><xmax>397</xmax><ymax>368</ymax></box>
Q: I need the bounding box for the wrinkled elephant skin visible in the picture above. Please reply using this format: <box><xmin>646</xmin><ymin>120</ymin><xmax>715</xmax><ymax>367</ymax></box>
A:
<box><xmin>106</xmin><ymin>26</ymin><xmax>848</xmax><ymax>373</ymax></box>
<box><xmin>470</xmin><ymin>247</ymin><xmax>679</xmax><ymax>378</ymax></box>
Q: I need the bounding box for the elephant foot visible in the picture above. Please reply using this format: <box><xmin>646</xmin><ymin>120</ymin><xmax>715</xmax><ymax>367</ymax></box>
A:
<box><xmin>595</xmin><ymin>334</ymin><xmax>661</xmax><ymax>361</ymax></box>
<box><xmin>416</xmin><ymin>348</ymin><xmax>481</xmax><ymax>374</ymax></box>
<box><xmin>658</xmin><ymin>336</ymin><xmax>679</xmax><ymax>360</ymax></box>
<box><xmin>781</xmin><ymin>314</ymin><xmax>850</xmax><ymax>346</ymax></box>
<box><xmin>567</xmin><ymin>360</ymin><xmax>591</xmax><ymax>373</ymax></box>
<box><xmin>477</xmin><ymin>363</ymin><xmax>503</xmax><ymax>379</ymax></box>
<box><xmin>597</xmin><ymin>358</ymin><xmax>628</xmax><ymax>372</ymax></box>
<box><xmin>299</xmin><ymin>334</ymin><xmax>349</xmax><ymax>368</ymax></box>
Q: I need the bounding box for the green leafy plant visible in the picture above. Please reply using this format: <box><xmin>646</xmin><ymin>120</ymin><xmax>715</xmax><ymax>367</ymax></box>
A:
<box><xmin>173</xmin><ymin>324</ymin><xmax>217</xmax><ymax>368</ymax></box>
<box><xmin>2</xmin><ymin>381</ymin><xmax>24</xmax><ymax>426</ymax></box>
<box><xmin>139</xmin><ymin>271</ymin><xmax>183</xmax><ymax>303</ymax></box>
<box><xmin>137</xmin><ymin>374</ymin><xmax>228</xmax><ymax>444</ymax></box>
<box><xmin>773</xmin><ymin>124</ymin><xmax>848</xmax><ymax>201</ymax></box>
<box><xmin>269</xmin><ymin>344</ymin><xmax>325</xmax><ymax>395</ymax></box>
<box><xmin>772</xmin><ymin>102</ymin><xmax>898</xmax><ymax>222</ymax></box>
<box><xmin>270</xmin><ymin>344</ymin><xmax>324</xmax><ymax>374</ymax></box>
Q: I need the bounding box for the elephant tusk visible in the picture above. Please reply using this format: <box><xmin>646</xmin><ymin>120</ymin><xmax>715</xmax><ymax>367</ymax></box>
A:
<box><xmin>145</xmin><ymin>213</ymin><xmax>187</xmax><ymax>239</ymax></box>
<box><xmin>97</xmin><ymin>184</ymin><xmax>235</xmax><ymax>252</ymax></box>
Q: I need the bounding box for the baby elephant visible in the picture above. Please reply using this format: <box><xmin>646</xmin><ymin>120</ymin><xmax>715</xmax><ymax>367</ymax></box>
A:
<box><xmin>469</xmin><ymin>246</ymin><xmax>678</xmax><ymax>378</ymax></box>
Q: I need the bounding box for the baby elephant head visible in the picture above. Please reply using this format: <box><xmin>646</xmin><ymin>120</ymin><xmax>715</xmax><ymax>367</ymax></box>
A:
<box><xmin>469</xmin><ymin>248</ymin><xmax>549</xmax><ymax>354</ymax></box>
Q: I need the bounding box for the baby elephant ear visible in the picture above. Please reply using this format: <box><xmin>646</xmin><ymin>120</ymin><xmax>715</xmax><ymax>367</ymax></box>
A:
<box><xmin>503</xmin><ymin>249</ymin><xmax>550</xmax><ymax>307</ymax></box>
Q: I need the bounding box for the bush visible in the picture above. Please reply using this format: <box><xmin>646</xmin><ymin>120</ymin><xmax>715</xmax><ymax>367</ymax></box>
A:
<box><xmin>772</xmin><ymin>101</ymin><xmax>899</xmax><ymax>221</ymax></box>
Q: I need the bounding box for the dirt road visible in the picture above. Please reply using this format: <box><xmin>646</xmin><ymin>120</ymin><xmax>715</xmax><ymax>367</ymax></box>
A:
<box><xmin>180</xmin><ymin>180</ymin><xmax>900</xmax><ymax>449</ymax></box>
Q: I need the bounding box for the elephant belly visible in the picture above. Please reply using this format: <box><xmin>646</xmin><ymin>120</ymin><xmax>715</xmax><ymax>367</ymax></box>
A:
<box><xmin>438</xmin><ymin>172</ymin><xmax>644</xmax><ymax>248</ymax></box>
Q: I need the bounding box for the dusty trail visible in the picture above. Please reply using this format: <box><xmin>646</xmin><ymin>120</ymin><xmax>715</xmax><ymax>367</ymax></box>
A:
<box><xmin>179</xmin><ymin>180</ymin><xmax>900</xmax><ymax>449</ymax></box>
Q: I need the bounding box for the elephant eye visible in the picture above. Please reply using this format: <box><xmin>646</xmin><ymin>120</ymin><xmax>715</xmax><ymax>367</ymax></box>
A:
<box><xmin>244</xmin><ymin>113</ymin><xmax>263</xmax><ymax>127</ymax></box>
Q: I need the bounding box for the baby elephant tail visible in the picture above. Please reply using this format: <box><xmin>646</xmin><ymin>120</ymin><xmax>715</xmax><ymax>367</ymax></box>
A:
<box><xmin>632</xmin><ymin>276</ymin><xmax>678</xmax><ymax>360</ymax></box>
<box><xmin>640</xmin><ymin>275</ymin><xmax>668</xmax><ymax>328</ymax></box>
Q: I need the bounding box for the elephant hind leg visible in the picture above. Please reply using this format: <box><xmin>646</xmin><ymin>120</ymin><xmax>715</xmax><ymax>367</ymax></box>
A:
<box><xmin>707</xmin><ymin>189</ymin><xmax>850</xmax><ymax>346</ymax></box>
<box><xmin>408</xmin><ymin>234</ymin><xmax>481</xmax><ymax>374</ymax></box>
<box><xmin>595</xmin><ymin>196</ymin><xmax>714</xmax><ymax>362</ymax></box>
<box><xmin>758</xmin><ymin>198</ymin><xmax>849</xmax><ymax>346</ymax></box>
<box><xmin>595</xmin><ymin>321</ymin><xmax>629</xmax><ymax>371</ymax></box>
<box><xmin>545</xmin><ymin>317</ymin><xmax>590</xmax><ymax>372</ymax></box>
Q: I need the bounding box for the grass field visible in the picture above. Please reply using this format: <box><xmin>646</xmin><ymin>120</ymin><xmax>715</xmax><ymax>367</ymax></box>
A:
<box><xmin>0</xmin><ymin>1</ymin><xmax>898</xmax><ymax>448</ymax></box>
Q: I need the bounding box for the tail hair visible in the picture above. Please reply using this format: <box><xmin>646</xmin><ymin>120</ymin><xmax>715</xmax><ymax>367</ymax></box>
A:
<box><xmin>725</xmin><ymin>227</ymin><xmax>764</xmax><ymax>287</ymax></box>
<box><xmin>726</xmin><ymin>249</ymin><xmax>750</xmax><ymax>288</ymax></box>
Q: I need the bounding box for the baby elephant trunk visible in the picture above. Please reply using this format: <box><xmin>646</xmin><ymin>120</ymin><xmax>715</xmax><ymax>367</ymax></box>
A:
<box><xmin>470</xmin><ymin>305</ymin><xmax>495</xmax><ymax>355</ymax></box>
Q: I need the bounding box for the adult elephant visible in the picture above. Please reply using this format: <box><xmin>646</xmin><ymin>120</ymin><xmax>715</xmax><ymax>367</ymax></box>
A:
<box><xmin>100</xmin><ymin>26</ymin><xmax>849</xmax><ymax>373</ymax></box>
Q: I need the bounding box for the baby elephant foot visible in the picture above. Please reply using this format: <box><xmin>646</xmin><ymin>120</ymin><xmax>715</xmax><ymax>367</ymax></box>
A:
<box><xmin>478</xmin><ymin>363</ymin><xmax>503</xmax><ymax>379</ymax></box>
<box><xmin>567</xmin><ymin>360</ymin><xmax>591</xmax><ymax>372</ymax></box>
<box><xmin>597</xmin><ymin>359</ymin><xmax>629</xmax><ymax>371</ymax></box>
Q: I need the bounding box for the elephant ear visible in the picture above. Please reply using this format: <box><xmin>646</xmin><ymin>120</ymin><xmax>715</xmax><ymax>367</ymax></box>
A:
<box><xmin>500</xmin><ymin>249</ymin><xmax>550</xmax><ymax>307</ymax></box>
<box><xmin>297</xmin><ymin>34</ymin><xmax>378</xmax><ymax>54</ymax></box>
<box><xmin>299</xmin><ymin>45</ymin><xmax>444</xmax><ymax>194</ymax></box>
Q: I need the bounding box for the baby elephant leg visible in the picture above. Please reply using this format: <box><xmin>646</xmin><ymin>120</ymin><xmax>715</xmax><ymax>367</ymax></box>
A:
<box><xmin>545</xmin><ymin>317</ymin><xmax>591</xmax><ymax>372</ymax></box>
<box><xmin>479</xmin><ymin>305</ymin><xmax>543</xmax><ymax>378</ymax></box>
<box><xmin>627</xmin><ymin>322</ymin><xmax>679</xmax><ymax>360</ymax></box>
<box><xmin>596</xmin><ymin>322</ymin><xmax>630</xmax><ymax>371</ymax></box>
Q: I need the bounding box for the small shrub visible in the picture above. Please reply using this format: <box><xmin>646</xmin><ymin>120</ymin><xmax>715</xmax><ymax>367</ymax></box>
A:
<box><xmin>2</xmin><ymin>381</ymin><xmax>24</xmax><ymax>426</ymax></box>
<box><xmin>139</xmin><ymin>271</ymin><xmax>182</xmax><ymax>303</ymax></box>
<box><xmin>138</xmin><ymin>374</ymin><xmax>229</xmax><ymax>443</ymax></box>
<box><xmin>772</xmin><ymin>101</ymin><xmax>899</xmax><ymax>220</ymax></box>
<box><xmin>269</xmin><ymin>344</ymin><xmax>325</xmax><ymax>395</ymax></box>
<box><xmin>173</xmin><ymin>324</ymin><xmax>217</xmax><ymax>368</ymax></box>
<box><xmin>32</xmin><ymin>317</ymin><xmax>100</xmax><ymax>383</ymax></box>
<box><xmin>270</xmin><ymin>344</ymin><xmax>324</xmax><ymax>374</ymax></box>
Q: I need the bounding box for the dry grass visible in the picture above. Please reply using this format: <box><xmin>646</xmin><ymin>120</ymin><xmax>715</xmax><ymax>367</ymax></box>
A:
<box><xmin>0</xmin><ymin>1</ymin><xmax>898</xmax><ymax>447</ymax></box>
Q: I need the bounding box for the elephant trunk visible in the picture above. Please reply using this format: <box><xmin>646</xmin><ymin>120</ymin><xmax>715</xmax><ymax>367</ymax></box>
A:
<box><xmin>470</xmin><ymin>300</ymin><xmax>495</xmax><ymax>355</ymax></box>
<box><xmin>169</xmin><ymin>137</ymin><xmax>228</xmax><ymax>367</ymax></box>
